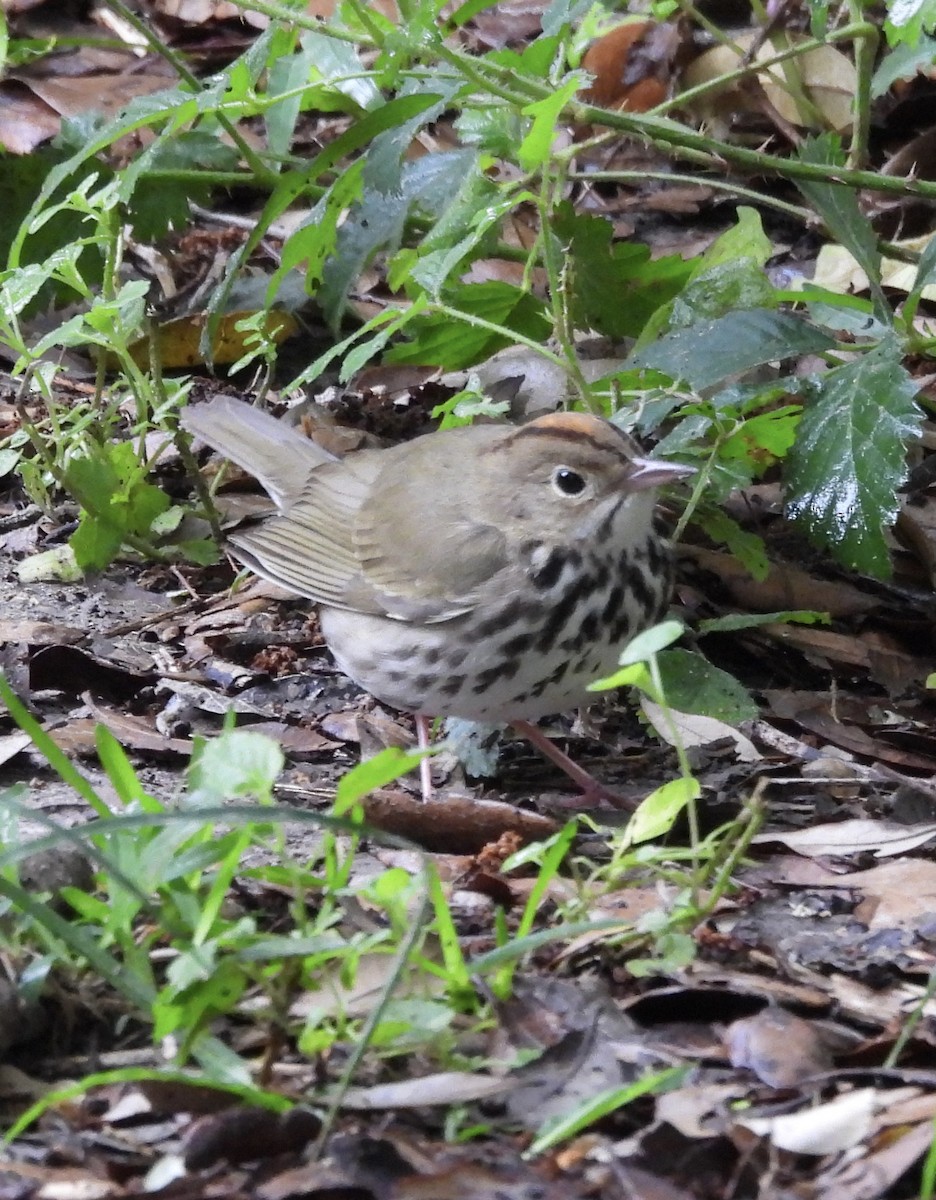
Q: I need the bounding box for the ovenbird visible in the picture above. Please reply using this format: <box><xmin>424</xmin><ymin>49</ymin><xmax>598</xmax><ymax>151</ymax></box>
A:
<box><xmin>183</xmin><ymin>396</ymin><xmax>691</xmax><ymax>802</ymax></box>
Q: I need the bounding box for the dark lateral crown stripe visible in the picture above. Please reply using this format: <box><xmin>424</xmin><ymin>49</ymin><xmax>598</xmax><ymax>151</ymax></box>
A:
<box><xmin>495</xmin><ymin>423</ymin><xmax>634</xmax><ymax>457</ymax></box>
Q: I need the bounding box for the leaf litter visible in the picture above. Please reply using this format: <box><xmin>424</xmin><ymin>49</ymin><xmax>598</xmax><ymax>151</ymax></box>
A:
<box><xmin>4</xmin><ymin>0</ymin><xmax>936</xmax><ymax>1196</ymax></box>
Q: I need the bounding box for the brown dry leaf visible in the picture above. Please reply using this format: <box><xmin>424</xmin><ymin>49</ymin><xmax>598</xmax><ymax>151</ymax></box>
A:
<box><xmin>763</xmin><ymin>690</ymin><xmax>936</xmax><ymax>771</ymax></box>
<box><xmin>682</xmin><ymin>32</ymin><xmax>855</xmax><ymax>133</ymax></box>
<box><xmin>680</xmin><ymin>545</ymin><xmax>878</xmax><ymax>617</ymax></box>
<box><xmin>816</xmin><ymin>232</ymin><xmax>936</xmax><ymax>301</ymax></box>
<box><xmin>0</xmin><ymin>84</ymin><xmax>60</xmax><ymax>153</ymax></box>
<box><xmin>815</xmin><ymin>1119</ymin><xmax>936</xmax><ymax>1200</ymax></box>
<box><xmin>642</xmin><ymin>701</ymin><xmax>761</xmax><ymax>761</ymax></box>
<box><xmin>14</xmin><ymin>70</ymin><xmax>174</xmax><ymax>120</ymax></box>
<box><xmin>469</xmin><ymin>0</ymin><xmax>550</xmax><ymax>50</ymax></box>
<box><xmin>152</xmin><ymin>0</ymin><xmax>269</xmax><ymax>25</ymax></box>
<box><xmin>655</xmin><ymin>1081</ymin><xmax>739</xmax><ymax>1138</ymax></box>
<box><xmin>842</xmin><ymin>858</ymin><xmax>936</xmax><ymax>929</ymax></box>
<box><xmin>581</xmin><ymin>20</ymin><xmax>680</xmax><ymax>112</ymax></box>
<box><xmin>754</xmin><ymin>35</ymin><xmax>856</xmax><ymax>132</ymax></box>
<box><xmin>753</xmin><ymin>819</ymin><xmax>936</xmax><ymax>860</ymax></box>
<box><xmin>897</xmin><ymin>494</ymin><xmax>936</xmax><ymax>590</ymax></box>
<box><xmin>125</xmin><ymin>309</ymin><xmax>299</xmax><ymax>369</ymax></box>
<box><xmin>340</xmin><ymin>1071</ymin><xmax>515</xmax><ymax>1111</ymax></box>
<box><xmin>83</xmin><ymin>701</ymin><xmax>196</xmax><ymax>757</ymax></box>
<box><xmin>305</xmin><ymin>0</ymin><xmax>398</xmax><ymax>19</ymax></box>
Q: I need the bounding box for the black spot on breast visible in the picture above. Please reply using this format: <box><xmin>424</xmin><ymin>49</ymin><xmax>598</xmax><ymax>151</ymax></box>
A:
<box><xmin>475</xmin><ymin>596</ymin><xmax>540</xmax><ymax>638</ymax></box>
<box><xmin>529</xmin><ymin>547</ymin><xmax>585</xmax><ymax>592</ymax></box>
<box><xmin>530</xmin><ymin>549</ymin><xmax>566</xmax><ymax>591</ymax></box>
<box><xmin>502</xmin><ymin>631</ymin><xmax>533</xmax><ymax>657</ymax></box>
<box><xmin>423</xmin><ymin>647</ymin><xmax>442</xmax><ymax>665</ymax></box>
<box><xmin>594</xmin><ymin>508</ymin><xmax>615</xmax><ymax>544</ymax></box>
<box><xmin>622</xmin><ymin>556</ymin><xmax>655</xmax><ymax>614</ymax></box>
<box><xmin>601</xmin><ymin>585</ymin><xmax>624</xmax><ymax>624</ymax></box>
<box><xmin>472</xmin><ymin>658</ymin><xmax>522</xmax><ymax>694</ymax></box>
<box><xmin>440</xmin><ymin>674</ymin><xmax>467</xmax><ymax>697</ymax></box>
<box><xmin>647</xmin><ymin>534</ymin><xmax>666</xmax><ymax>575</ymax></box>
<box><xmin>579</xmin><ymin>610</ymin><xmax>600</xmax><ymax>643</ymax></box>
<box><xmin>412</xmin><ymin>673</ymin><xmax>434</xmax><ymax>692</ymax></box>
<box><xmin>535</xmin><ymin>572</ymin><xmax>593</xmax><ymax>654</ymax></box>
<box><xmin>447</xmin><ymin>647</ymin><xmax>468</xmax><ymax>669</ymax></box>
<box><xmin>609</xmin><ymin>614</ymin><xmax>633</xmax><ymax>643</ymax></box>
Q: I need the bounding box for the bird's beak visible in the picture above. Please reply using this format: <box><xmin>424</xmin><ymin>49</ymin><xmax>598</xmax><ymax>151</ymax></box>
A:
<box><xmin>626</xmin><ymin>457</ymin><xmax>695</xmax><ymax>493</ymax></box>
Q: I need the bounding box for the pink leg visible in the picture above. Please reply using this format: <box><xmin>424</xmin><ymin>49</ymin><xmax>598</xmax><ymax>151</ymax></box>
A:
<box><xmin>415</xmin><ymin>713</ymin><xmax>433</xmax><ymax>803</ymax></box>
<box><xmin>510</xmin><ymin>719</ymin><xmax>635</xmax><ymax>809</ymax></box>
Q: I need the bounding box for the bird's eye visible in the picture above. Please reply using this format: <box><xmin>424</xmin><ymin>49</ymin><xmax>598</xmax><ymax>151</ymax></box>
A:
<box><xmin>552</xmin><ymin>467</ymin><xmax>587</xmax><ymax>496</ymax></box>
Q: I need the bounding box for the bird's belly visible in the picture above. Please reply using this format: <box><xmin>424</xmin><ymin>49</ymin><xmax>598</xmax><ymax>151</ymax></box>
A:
<box><xmin>319</xmin><ymin>555</ymin><xmax>667</xmax><ymax>721</ymax></box>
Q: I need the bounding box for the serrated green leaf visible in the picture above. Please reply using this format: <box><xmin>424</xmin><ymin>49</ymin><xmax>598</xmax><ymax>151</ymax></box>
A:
<box><xmin>872</xmin><ymin>35</ymin><xmax>936</xmax><ymax>93</ymax></box>
<box><xmin>720</xmin><ymin>407</ymin><xmax>801</xmax><ymax>468</ymax></box>
<box><xmin>796</xmin><ymin>136</ymin><xmax>888</xmax><ymax>321</ymax></box>
<box><xmin>552</xmin><ymin>204</ymin><xmax>693</xmax><ymax>338</ymax></box>
<box><xmin>668</xmin><ymin>258</ymin><xmax>776</xmax><ymax>329</ymax></box>
<box><xmin>884</xmin><ymin>0</ymin><xmax>936</xmax><ymax>45</ymax></box>
<box><xmin>656</xmin><ymin>648</ymin><xmax>758</xmax><ymax>724</ymax></box>
<box><xmin>693</xmin><ymin>509</ymin><xmax>770</xmax><ymax>580</ymax></box>
<box><xmin>630</xmin><ymin>310</ymin><xmax>835</xmax><ymax>391</ymax></box>
<box><xmin>188</xmin><ymin>730</ymin><xmax>284</xmax><ymax>803</ymax></box>
<box><xmin>267</xmin><ymin>159</ymin><xmax>365</xmax><ymax>306</ymax></box>
<box><xmin>785</xmin><ymin>337</ymin><xmax>922</xmax><ymax>576</ymax></box>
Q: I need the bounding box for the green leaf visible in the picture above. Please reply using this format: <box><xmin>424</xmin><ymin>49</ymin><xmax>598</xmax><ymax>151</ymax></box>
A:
<box><xmin>551</xmin><ymin>204</ymin><xmax>694</xmax><ymax>338</ymax></box>
<box><xmin>588</xmin><ymin>661</ymin><xmax>654</xmax><ymax>693</ymax></box>
<box><xmin>692</xmin><ymin>509</ymin><xmax>770</xmax><ymax>580</ymax></box>
<box><xmin>630</xmin><ymin>310</ymin><xmax>835</xmax><ymax>392</ymax></box>
<box><xmin>719</xmin><ymin>407</ymin><xmax>801</xmax><ymax>468</ymax></box>
<box><xmin>626</xmin><ymin>776</ymin><xmax>700</xmax><ymax>845</ymax></box>
<box><xmin>208</xmin><ymin>89</ymin><xmax>445</xmax><ymax>338</ymax></box>
<box><xmin>698</xmin><ymin>206</ymin><xmax>773</xmax><ymax>271</ymax></box>
<box><xmin>872</xmin><ymin>35</ymin><xmax>936</xmax><ymax>93</ymax></box>
<box><xmin>796</xmin><ymin>135</ymin><xmax>888</xmax><ymax>322</ymax></box>
<box><xmin>884</xmin><ymin>0</ymin><xmax>936</xmax><ymax>45</ymax></box>
<box><xmin>70</xmin><ymin>518</ymin><xmax>123</xmax><ymax>574</ymax></box>
<box><xmin>334</xmin><ymin>747</ymin><xmax>426</xmax><ymax>814</ymax></box>
<box><xmin>267</xmin><ymin>158</ymin><xmax>365</xmax><ymax>306</ymax></box>
<box><xmin>655</xmin><ymin>649</ymin><xmax>758</xmax><ymax>724</ymax></box>
<box><xmin>518</xmin><ymin>76</ymin><xmax>582</xmax><ymax>171</ymax></box>
<box><xmin>319</xmin><ymin>144</ymin><xmax>475</xmax><ymax>329</ymax></box>
<box><xmin>785</xmin><ymin>337</ymin><xmax>922</xmax><ymax>576</ymax></box>
<box><xmin>386</xmin><ymin>282</ymin><xmax>550</xmax><ymax>369</ymax></box>
<box><xmin>188</xmin><ymin>730</ymin><xmax>284</xmax><ymax>804</ymax></box>
<box><xmin>620</xmin><ymin>620</ymin><xmax>686</xmax><ymax>664</ymax></box>
<box><xmin>699</xmin><ymin>610</ymin><xmax>829</xmax><ymax>633</ymax></box>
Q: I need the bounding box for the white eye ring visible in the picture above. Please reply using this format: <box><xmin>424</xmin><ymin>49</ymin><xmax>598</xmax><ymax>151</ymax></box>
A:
<box><xmin>552</xmin><ymin>466</ymin><xmax>587</xmax><ymax>497</ymax></box>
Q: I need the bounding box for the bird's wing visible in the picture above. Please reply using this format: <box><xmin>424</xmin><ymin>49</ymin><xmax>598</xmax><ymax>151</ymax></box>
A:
<box><xmin>230</xmin><ymin>434</ymin><xmax>510</xmax><ymax>623</ymax></box>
